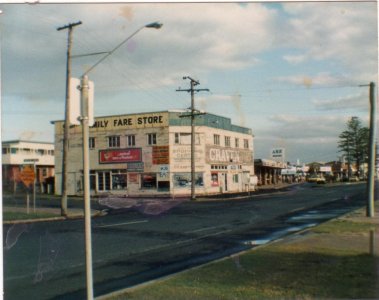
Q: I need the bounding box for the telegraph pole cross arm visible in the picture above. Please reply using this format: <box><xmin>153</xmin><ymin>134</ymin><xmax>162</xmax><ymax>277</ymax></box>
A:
<box><xmin>176</xmin><ymin>76</ymin><xmax>210</xmax><ymax>201</ymax></box>
<box><xmin>57</xmin><ymin>21</ymin><xmax>82</xmax><ymax>31</ymax></box>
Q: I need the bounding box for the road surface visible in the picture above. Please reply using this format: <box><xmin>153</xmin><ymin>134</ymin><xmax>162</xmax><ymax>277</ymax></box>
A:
<box><xmin>3</xmin><ymin>182</ymin><xmax>368</xmax><ymax>299</ymax></box>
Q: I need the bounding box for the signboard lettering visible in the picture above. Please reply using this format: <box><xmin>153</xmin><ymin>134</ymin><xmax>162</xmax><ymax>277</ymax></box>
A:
<box><xmin>206</xmin><ymin>146</ymin><xmax>252</xmax><ymax>164</ymax></box>
<box><xmin>55</xmin><ymin>112</ymin><xmax>169</xmax><ymax>135</ymax></box>
<box><xmin>99</xmin><ymin>148</ymin><xmax>142</xmax><ymax>164</ymax></box>
<box><xmin>152</xmin><ymin>145</ymin><xmax>169</xmax><ymax>164</ymax></box>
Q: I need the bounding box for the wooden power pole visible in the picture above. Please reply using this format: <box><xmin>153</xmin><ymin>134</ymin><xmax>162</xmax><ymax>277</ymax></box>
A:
<box><xmin>57</xmin><ymin>21</ymin><xmax>82</xmax><ymax>216</ymax></box>
<box><xmin>176</xmin><ymin>77</ymin><xmax>209</xmax><ymax>200</ymax></box>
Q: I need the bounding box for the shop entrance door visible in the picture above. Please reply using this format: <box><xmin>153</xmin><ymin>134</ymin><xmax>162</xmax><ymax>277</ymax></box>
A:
<box><xmin>98</xmin><ymin>171</ymin><xmax>111</xmax><ymax>192</ymax></box>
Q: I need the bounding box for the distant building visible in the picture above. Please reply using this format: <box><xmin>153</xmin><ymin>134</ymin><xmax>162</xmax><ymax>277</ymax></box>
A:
<box><xmin>254</xmin><ymin>159</ymin><xmax>286</xmax><ymax>185</ymax></box>
<box><xmin>52</xmin><ymin>110</ymin><xmax>256</xmax><ymax>197</ymax></box>
<box><xmin>2</xmin><ymin>140</ymin><xmax>55</xmax><ymax>192</ymax></box>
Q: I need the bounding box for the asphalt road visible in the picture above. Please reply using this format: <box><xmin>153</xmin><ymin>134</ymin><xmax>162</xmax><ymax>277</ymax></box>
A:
<box><xmin>3</xmin><ymin>182</ymin><xmax>368</xmax><ymax>299</ymax></box>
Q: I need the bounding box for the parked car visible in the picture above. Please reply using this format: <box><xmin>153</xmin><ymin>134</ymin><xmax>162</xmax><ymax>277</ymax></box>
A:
<box><xmin>307</xmin><ymin>174</ymin><xmax>326</xmax><ymax>184</ymax></box>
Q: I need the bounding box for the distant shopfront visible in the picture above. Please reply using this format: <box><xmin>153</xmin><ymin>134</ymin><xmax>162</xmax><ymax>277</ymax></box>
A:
<box><xmin>52</xmin><ymin>111</ymin><xmax>255</xmax><ymax>197</ymax></box>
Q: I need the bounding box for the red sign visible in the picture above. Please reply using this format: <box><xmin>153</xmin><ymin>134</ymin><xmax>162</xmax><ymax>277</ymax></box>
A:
<box><xmin>19</xmin><ymin>166</ymin><xmax>35</xmax><ymax>187</ymax></box>
<box><xmin>99</xmin><ymin>148</ymin><xmax>142</xmax><ymax>164</ymax></box>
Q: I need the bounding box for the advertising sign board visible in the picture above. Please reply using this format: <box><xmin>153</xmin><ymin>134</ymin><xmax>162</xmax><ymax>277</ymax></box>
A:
<box><xmin>99</xmin><ymin>148</ymin><xmax>142</xmax><ymax>164</ymax></box>
<box><xmin>271</xmin><ymin>148</ymin><xmax>285</xmax><ymax>161</ymax></box>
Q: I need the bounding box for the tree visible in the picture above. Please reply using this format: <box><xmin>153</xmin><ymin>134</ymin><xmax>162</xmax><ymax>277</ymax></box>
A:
<box><xmin>338</xmin><ymin>116</ymin><xmax>369</xmax><ymax>178</ymax></box>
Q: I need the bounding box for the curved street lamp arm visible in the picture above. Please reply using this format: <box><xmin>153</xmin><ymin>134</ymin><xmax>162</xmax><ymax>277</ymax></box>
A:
<box><xmin>82</xmin><ymin>21</ymin><xmax>162</xmax><ymax>77</ymax></box>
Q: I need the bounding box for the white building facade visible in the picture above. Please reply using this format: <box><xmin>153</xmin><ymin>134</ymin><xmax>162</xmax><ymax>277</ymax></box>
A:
<box><xmin>2</xmin><ymin>140</ymin><xmax>55</xmax><ymax>192</ymax></box>
<box><xmin>53</xmin><ymin>111</ymin><xmax>255</xmax><ymax>197</ymax></box>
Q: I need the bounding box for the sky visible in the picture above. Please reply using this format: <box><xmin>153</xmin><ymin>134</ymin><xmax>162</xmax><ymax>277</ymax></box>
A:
<box><xmin>0</xmin><ymin>1</ymin><xmax>378</xmax><ymax>163</ymax></box>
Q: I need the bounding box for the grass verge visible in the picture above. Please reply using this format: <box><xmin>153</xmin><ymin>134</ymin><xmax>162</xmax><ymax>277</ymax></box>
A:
<box><xmin>105</xmin><ymin>208</ymin><xmax>379</xmax><ymax>300</ymax></box>
<box><xmin>3</xmin><ymin>211</ymin><xmax>59</xmax><ymax>221</ymax></box>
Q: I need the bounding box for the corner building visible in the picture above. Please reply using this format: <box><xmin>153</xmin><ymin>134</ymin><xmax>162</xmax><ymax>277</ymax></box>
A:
<box><xmin>53</xmin><ymin>111</ymin><xmax>255</xmax><ymax>197</ymax></box>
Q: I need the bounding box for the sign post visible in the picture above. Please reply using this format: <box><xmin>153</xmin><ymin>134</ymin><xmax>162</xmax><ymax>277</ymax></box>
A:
<box><xmin>19</xmin><ymin>165</ymin><xmax>35</xmax><ymax>214</ymax></box>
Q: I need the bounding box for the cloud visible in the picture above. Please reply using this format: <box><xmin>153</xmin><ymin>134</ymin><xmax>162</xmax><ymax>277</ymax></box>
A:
<box><xmin>280</xmin><ymin>2</ymin><xmax>377</xmax><ymax>80</ymax></box>
<box><xmin>312</xmin><ymin>93</ymin><xmax>369</xmax><ymax>111</ymax></box>
<box><xmin>282</xmin><ymin>54</ymin><xmax>306</xmax><ymax>64</ymax></box>
<box><xmin>260</xmin><ymin>114</ymin><xmax>348</xmax><ymax>140</ymax></box>
<box><xmin>253</xmin><ymin>114</ymin><xmax>353</xmax><ymax>162</ymax></box>
<box><xmin>276</xmin><ymin>72</ymin><xmax>355</xmax><ymax>88</ymax></box>
<box><xmin>1</xmin><ymin>3</ymin><xmax>280</xmax><ymax>104</ymax></box>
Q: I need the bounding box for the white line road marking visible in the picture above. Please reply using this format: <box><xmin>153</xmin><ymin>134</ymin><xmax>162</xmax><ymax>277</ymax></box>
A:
<box><xmin>185</xmin><ymin>225</ymin><xmax>222</xmax><ymax>234</ymax></box>
<box><xmin>96</xmin><ymin>220</ymin><xmax>148</xmax><ymax>228</ymax></box>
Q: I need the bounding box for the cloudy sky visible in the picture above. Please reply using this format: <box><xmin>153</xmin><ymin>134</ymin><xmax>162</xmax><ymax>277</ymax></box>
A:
<box><xmin>0</xmin><ymin>1</ymin><xmax>377</xmax><ymax>163</ymax></box>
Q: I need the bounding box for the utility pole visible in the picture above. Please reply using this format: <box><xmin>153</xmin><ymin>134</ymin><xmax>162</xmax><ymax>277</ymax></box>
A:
<box><xmin>57</xmin><ymin>21</ymin><xmax>82</xmax><ymax>216</ymax></box>
<box><xmin>176</xmin><ymin>76</ymin><xmax>209</xmax><ymax>201</ymax></box>
<box><xmin>360</xmin><ymin>82</ymin><xmax>377</xmax><ymax>217</ymax></box>
<box><xmin>367</xmin><ymin>82</ymin><xmax>376</xmax><ymax>217</ymax></box>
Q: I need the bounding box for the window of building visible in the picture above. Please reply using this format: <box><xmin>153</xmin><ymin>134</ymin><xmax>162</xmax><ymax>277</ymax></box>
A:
<box><xmin>108</xmin><ymin>136</ymin><xmax>120</xmax><ymax>148</ymax></box>
<box><xmin>90</xmin><ymin>171</ymin><xmax>96</xmax><ymax>191</ymax></box>
<box><xmin>36</xmin><ymin>149</ymin><xmax>45</xmax><ymax>155</ymax></box>
<box><xmin>10</xmin><ymin>148</ymin><xmax>18</xmax><ymax>154</ymax></box>
<box><xmin>233</xmin><ymin>174</ymin><xmax>239</xmax><ymax>183</ymax></box>
<box><xmin>174</xmin><ymin>132</ymin><xmax>200</xmax><ymax>145</ymax></box>
<box><xmin>112</xmin><ymin>170</ymin><xmax>127</xmax><ymax>190</ymax></box>
<box><xmin>48</xmin><ymin>150</ymin><xmax>55</xmax><ymax>155</ymax></box>
<box><xmin>141</xmin><ymin>173</ymin><xmax>157</xmax><ymax>189</ymax></box>
<box><xmin>225</xmin><ymin>136</ymin><xmax>231</xmax><ymax>147</ymax></box>
<box><xmin>89</xmin><ymin>137</ymin><xmax>96</xmax><ymax>149</ymax></box>
<box><xmin>2</xmin><ymin>147</ymin><xmax>9</xmax><ymax>154</ymax></box>
<box><xmin>214</xmin><ymin>134</ymin><xmax>220</xmax><ymax>145</ymax></box>
<box><xmin>127</xmin><ymin>135</ymin><xmax>136</xmax><ymax>147</ymax></box>
<box><xmin>244</xmin><ymin>139</ymin><xmax>249</xmax><ymax>149</ymax></box>
<box><xmin>235</xmin><ymin>138</ymin><xmax>239</xmax><ymax>148</ymax></box>
<box><xmin>147</xmin><ymin>133</ymin><xmax>157</xmax><ymax>145</ymax></box>
<box><xmin>22</xmin><ymin>148</ymin><xmax>32</xmax><ymax>154</ymax></box>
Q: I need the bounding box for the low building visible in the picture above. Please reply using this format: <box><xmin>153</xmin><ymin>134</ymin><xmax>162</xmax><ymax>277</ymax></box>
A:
<box><xmin>2</xmin><ymin>140</ymin><xmax>55</xmax><ymax>192</ymax></box>
<box><xmin>52</xmin><ymin>110</ymin><xmax>256</xmax><ymax>197</ymax></box>
<box><xmin>254</xmin><ymin>159</ymin><xmax>286</xmax><ymax>186</ymax></box>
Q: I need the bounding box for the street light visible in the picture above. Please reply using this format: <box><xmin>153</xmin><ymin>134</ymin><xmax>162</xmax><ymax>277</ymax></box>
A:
<box><xmin>79</xmin><ymin>21</ymin><xmax>162</xmax><ymax>300</ymax></box>
<box><xmin>83</xmin><ymin>21</ymin><xmax>162</xmax><ymax>76</ymax></box>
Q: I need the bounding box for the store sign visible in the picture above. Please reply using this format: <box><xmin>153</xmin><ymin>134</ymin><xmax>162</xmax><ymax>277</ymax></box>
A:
<box><xmin>152</xmin><ymin>145</ymin><xmax>170</xmax><ymax>164</ymax></box>
<box><xmin>127</xmin><ymin>162</ymin><xmax>144</xmax><ymax>172</ymax></box>
<box><xmin>99</xmin><ymin>148</ymin><xmax>142</xmax><ymax>164</ymax></box>
<box><xmin>55</xmin><ymin>112</ymin><xmax>169</xmax><ymax>135</ymax></box>
<box><xmin>271</xmin><ymin>148</ymin><xmax>285</xmax><ymax>160</ymax></box>
<box><xmin>159</xmin><ymin>165</ymin><xmax>169</xmax><ymax>178</ymax></box>
<box><xmin>91</xmin><ymin>112</ymin><xmax>168</xmax><ymax>131</ymax></box>
<box><xmin>206</xmin><ymin>146</ymin><xmax>252</xmax><ymax>164</ymax></box>
<box><xmin>320</xmin><ymin>166</ymin><xmax>332</xmax><ymax>172</ymax></box>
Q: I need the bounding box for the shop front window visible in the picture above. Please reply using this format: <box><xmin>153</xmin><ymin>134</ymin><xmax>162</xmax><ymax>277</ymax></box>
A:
<box><xmin>112</xmin><ymin>172</ymin><xmax>127</xmax><ymax>190</ymax></box>
<box><xmin>141</xmin><ymin>173</ymin><xmax>157</xmax><ymax>189</ymax></box>
<box><xmin>173</xmin><ymin>173</ymin><xmax>204</xmax><ymax>188</ymax></box>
